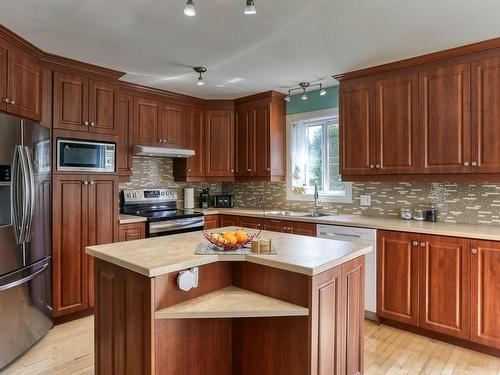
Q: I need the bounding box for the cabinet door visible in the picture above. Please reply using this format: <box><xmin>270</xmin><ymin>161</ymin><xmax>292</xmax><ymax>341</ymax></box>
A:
<box><xmin>186</xmin><ymin>108</ymin><xmax>204</xmax><ymax>177</ymax></box>
<box><xmin>54</xmin><ymin>72</ymin><xmax>89</xmax><ymax>132</ymax></box>
<box><xmin>6</xmin><ymin>47</ymin><xmax>42</xmax><ymax>121</ymax></box>
<box><xmin>419</xmin><ymin>63</ymin><xmax>471</xmax><ymax>173</ymax></box>
<box><xmin>52</xmin><ymin>175</ymin><xmax>89</xmax><ymax>317</ymax></box>
<box><xmin>377</xmin><ymin>231</ymin><xmax>419</xmax><ymax>325</ymax></box>
<box><xmin>0</xmin><ymin>43</ymin><xmax>6</xmax><ymax>112</ymax></box>
<box><xmin>133</xmin><ymin>96</ymin><xmax>161</xmax><ymax>146</ymax></box>
<box><xmin>88</xmin><ymin>80</ymin><xmax>116</xmax><ymax>135</ymax></box>
<box><xmin>254</xmin><ymin>106</ymin><xmax>271</xmax><ymax>177</ymax></box>
<box><xmin>115</xmin><ymin>93</ymin><xmax>133</xmax><ymax>177</ymax></box>
<box><xmin>219</xmin><ymin>215</ymin><xmax>240</xmax><ymax>227</ymax></box>
<box><xmin>342</xmin><ymin>257</ymin><xmax>364</xmax><ymax>375</ymax></box>
<box><xmin>119</xmin><ymin>223</ymin><xmax>145</xmax><ymax>242</ymax></box>
<box><xmin>203</xmin><ymin>215</ymin><xmax>219</xmax><ymax>230</ymax></box>
<box><xmin>263</xmin><ymin>219</ymin><xmax>286</xmax><ymax>233</ymax></box>
<box><xmin>470</xmin><ymin>240</ymin><xmax>500</xmax><ymax>349</ymax></box>
<box><xmin>205</xmin><ymin>110</ymin><xmax>235</xmax><ymax>177</ymax></box>
<box><xmin>161</xmin><ymin>104</ymin><xmax>187</xmax><ymax>147</ymax></box>
<box><xmin>340</xmin><ymin>82</ymin><xmax>376</xmax><ymax>175</ymax></box>
<box><xmin>235</xmin><ymin>107</ymin><xmax>252</xmax><ymax>177</ymax></box>
<box><xmin>288</xmin><ymin>221</ymin><xmax>316</xmax><ymax>237</ymax></box>
<box><xmin>375</xmin><ymin>74</ymin><xmax>418</xmax><ymax>174</ymax></box>
<box><xmin>471</xmin><ymin>57</ymin><xmax>500</xmax><ymax>173</ymax></box>
<box><xmin>87</xmin><ymin>176</ymin><xmax>118</xmax><ymax>307</ymax></box>
<box><xmin>239</xmin><ymin>216</ymin><xmax>263</xmax><ymax>230</ymax></box>
<box><xmin>419</xmin><ymin>235</ymin><xmax>470</xmax><ymax>339</ymax></box>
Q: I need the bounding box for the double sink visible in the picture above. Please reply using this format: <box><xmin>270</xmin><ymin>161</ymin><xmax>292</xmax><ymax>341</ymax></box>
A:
<box><xmin>265</xmin><ymin>210</ymin><xmax>335</xmax><ymax>219</ymax></box>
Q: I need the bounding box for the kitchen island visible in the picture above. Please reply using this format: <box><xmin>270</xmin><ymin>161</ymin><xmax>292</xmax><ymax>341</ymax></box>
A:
<box><xmin>86</xmin><ymin>228</ymin><xmax>372</xmax><ymax>375</ymax></box>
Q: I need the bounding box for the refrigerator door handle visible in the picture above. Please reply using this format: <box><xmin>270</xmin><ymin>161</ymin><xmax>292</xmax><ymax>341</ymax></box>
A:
<box><xmin>0</xmin><ymin>261</ymin><xmax>49</xmax><ymax>292</ymax></box>
<box><xmin>18</xmin><ymin>145</ymin><xmax>31</xmax><ymax>244</ymax></box>
<box><xmin>10</xmin><ymin>145</ymin><xmax>24</xmax><ymax>244</ymax></box>
<box><xmin>23</xmin><ymin>146</ymin><xmax>35</xmax><ymax>243</ymax></box>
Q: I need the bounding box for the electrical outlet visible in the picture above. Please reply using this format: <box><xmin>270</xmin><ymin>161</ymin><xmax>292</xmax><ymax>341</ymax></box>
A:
<box><xmin>360</xmin><ymin>195</ymin><xmax>371</xmax><ymax>206</ymax></box>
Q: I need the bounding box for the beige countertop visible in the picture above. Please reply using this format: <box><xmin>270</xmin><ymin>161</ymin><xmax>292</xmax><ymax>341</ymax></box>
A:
<box><xmin>119</xmin><ymin>214</ymin><xmax>148</xmax><ymax>224</ymax></box>
<box><xmin>199</xmin><ymin>208</ymin><xmax>500</xmax><ymax>242</ymax></box>
<box><xmin>86</xmin><ymin>227</ymin><xmax>372</xmax><ymax>277</ymax></box>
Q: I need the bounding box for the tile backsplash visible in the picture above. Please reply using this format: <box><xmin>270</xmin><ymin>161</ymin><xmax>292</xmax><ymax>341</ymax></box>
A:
<box><xmin>222</xmin><ymin>181</ymin><xmax>500</xmax><ymax>225</ymax></box>
<box><xmin>119</xmin><ymin>156</ymin><xmax>222</xmax><ymax>206</ymax></box>
<box><xmin>120</xmin><ymin>157</ymin><xmax>500</xmax><ymax>225</ymax></box>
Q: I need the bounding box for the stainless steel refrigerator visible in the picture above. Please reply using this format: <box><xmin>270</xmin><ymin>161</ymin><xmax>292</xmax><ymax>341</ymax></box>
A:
<box><xmin>0</xmin><ymin>112</ymin><xmax>52</xmax><ymax>370</ymax></box>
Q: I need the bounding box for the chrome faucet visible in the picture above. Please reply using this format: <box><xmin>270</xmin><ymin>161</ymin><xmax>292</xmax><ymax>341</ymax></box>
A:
<box><xmin>311</xmin><ymin>182</ymin><xmax>322</xmax><ymax>217</ymax></box>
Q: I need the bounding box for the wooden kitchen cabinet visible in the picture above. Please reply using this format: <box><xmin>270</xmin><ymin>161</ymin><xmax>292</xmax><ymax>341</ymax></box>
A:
<box><xmin>205</xmin><ymin>110</ymin><xmax>235</xmax><ymax>178</ymax></box>
<box><xmin>239</xmin><ymin>216</ymin><xmax>263</xmax><ymax>230</ymax></box>
<box><xmin>418</xmin><ymin>234</ymin><xmax>470</xmax><ymax>339</ymax></box>
<box><xmin>173</xmin><ymin>107</ymin><xmax>205</xmax><ymax>181</ymax></box>
<box><xmin>161</xmin><ymin>103</ymin><xmax>187</xmax><ymax>148</ymax></box>
<box><xmin>119</xmin><ymin>222</ymin><xmax>146</xmax><ymax>242</ymax></box>
<box><xmin>470</xmin><ymin>240</ymin><xmax>500</xmax><ymax>349</ymax></box>
<box><xmin>219</xmin><ymin>215</ymin><xmax>240</xmax><ymax>227</ymax></box>
<box><xmin>52</xmin><ymin>174</ymin><xmax>118</xmax><ymax>317</ymax></box>
<box><xmin>235</xmin><ymin>92</ymin><xmax>286</xmax><ymax>181</ymax></box>
<box><xmin>203</xmin><ymin>215</ymin><xmax>219</xmax><ymax>230</ymax></box>
<box><xmin>262</xmin><ymin>218</ymin><xmax>316</xmax><ymax>237</ymax></box>
<box><xmin>263</xmin><ymin>218</ymin><xmax>287</xmax><ymax>233</ymax></box>
<box><xmin>115</xmin><ymin>92</ymin><xmax>133</xmax><ymax>179</ymax></box>
<box><xmin>54</xmin><ymin>72</ymin><xmax>117</xmax><ymax>135</ymax></box>
<box><xmin>377</xmin><ymin>230</ymin><xmax>419</xmax><ymax>326</ymax></box>
<box><xmin>419</xmin><ymin>62</ymin><xmax>471</xmax><ymax>174</ymax></box>
<box><xmin>133</xmin><ymin>96</ymin><xmax>162</xmax><ymax>146</ymax></box>
<box><xmin>0</xmin><ymin>40</ymin><xmax>42</xmax><ymax>121</ymax></box>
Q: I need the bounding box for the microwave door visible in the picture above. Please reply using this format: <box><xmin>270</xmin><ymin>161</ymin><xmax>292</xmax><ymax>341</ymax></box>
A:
<box><xmin>58</xmin><ymin>141</ymin><xmax>103</xmax><ymax>172</ymax></box>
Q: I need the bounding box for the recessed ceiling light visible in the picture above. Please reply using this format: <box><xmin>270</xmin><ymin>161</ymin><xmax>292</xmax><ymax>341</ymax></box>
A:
<box><xmin>184</xmin><ymin>0</ymin><xmax>196</xmax><ymax>16</ymax></box>
<box><xmin>244</xmin><ymin>0</ymin><xmax>256</xmax><ymax>15</ymax></box>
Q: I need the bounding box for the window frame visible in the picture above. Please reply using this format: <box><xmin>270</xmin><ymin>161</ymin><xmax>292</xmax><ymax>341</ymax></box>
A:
<box><xmin>286</xmin><ymin>108</ymin><xmax>353</xmax><ymax>203</ymax></box>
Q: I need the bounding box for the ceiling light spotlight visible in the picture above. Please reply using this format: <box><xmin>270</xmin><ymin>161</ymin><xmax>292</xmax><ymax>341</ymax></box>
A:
<box><xmin>319</xmin><ymin>84</ymin><xmax>327</xmax><ymax>96</ymax></box>
<box><xmin>301</xmin><ymin>92</ymin><xmax>308</xmax><ymax>100</ymax></box>
<box><xmin>284</xmin><ymin>93</ymin><xmax>291</xmax><ymax>102</ymax></box>
<box><xmin>193</xmin><ymin>66</ymin><xmax>207</xmax><ymax>86</ymax></box>
<box><xmin>284</xmin><ymin>81</ymin><xmax>329</xmax><ymax>101</ymax></box>
<box><xmin>244</xmin><ymin>0</ymin><xmax>256</xmax><ymax>15</ymax></box>
<box><xmin>184</xmin><ymin>0</ymin><xmax>196</xmax><ymax>16</ymax></box>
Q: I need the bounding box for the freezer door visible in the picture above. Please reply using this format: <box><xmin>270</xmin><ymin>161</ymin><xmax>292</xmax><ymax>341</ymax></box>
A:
<box><xmin>0</xmin><ymin>257</ymin><xmax>52</xmax><ymax>370</ymax></box>
<box><xmin>0</xmin><ymin>113</ymin><xmax>22</xmax><ymax>275</ymax></box>
<box><xmin>22</xmin><ymin>121</ymin><xmax>51</xmax><ymax>265</ymax></box>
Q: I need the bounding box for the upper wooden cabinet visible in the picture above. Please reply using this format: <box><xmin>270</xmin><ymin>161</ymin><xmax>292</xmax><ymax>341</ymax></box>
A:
<box><xmin>205</xmin><ymin>110</ymin><xmax>235</xmax><ymax>178</ymax></box>
<box><xmin>133</xmin><ymin>96</ymin><xmax>161</xmax><ymax>146</ymax></box>
<box><xmin>173</xmin><ymin>107</ymin><xmax>204</xmax><ymax>181</ymax></box>
<box><xmin>161</xmin><ymin>103</ymin><xmax>187</xmax><ymax>148</ymax></box>
<box><xmin>0</xmin><ymin>40</ymin><xmax>42</xmax><ymax>121</ymax></box>
<box><xmin>419</xmin><ymin>63</ymin><xmax>471</xmax><ymax>174</ymax></box>
<box><xmin>234</xmin><ymin>92</ymin><xmax>286</xmax><ymax>181</ymax></box>
<box><xmin>54</xmin><ymin>72</ymin><xmax>117</xmax><ymax>135</ymax></box>
<box><xmin>115</xmin><ymin>92</ymin><xmax>133</xmax><ymax>179</ymax></box>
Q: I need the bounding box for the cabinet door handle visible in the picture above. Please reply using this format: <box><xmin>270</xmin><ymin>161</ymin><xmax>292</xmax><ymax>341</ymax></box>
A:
<box><xmin>83</xmin><ymin>180</ymin><xmax>89</xmax><ymax>185</ymax></box>
<box><xmin>90</xmin><ymin>121</ymin><xmax>96</xmax><ymax>127</ymax></box>
<box><xmin>188</xmin><ymin>168</ymin><xmax>191</xmax><ymax>172</ymax></box>
<box><xmin>369</xmin><ymin>164</ymin><xmax>375</xmax><ymax>169</ymax></box>
<box><xmin>420</xmin><ymin>242</ymin><xmax>426</xmax><ymax>247</ymax></box>
<box><xmin>1</xmin><ymin>98</ymin><xmax>8</xmax><ymax>103</ymax></box>
<box><xmin>247</xmin><ymin>169</ymin><xmax>251</xmax><ymax>172</ymax></box>
<box><xmin>84</xmin><ymin>121</ymin><xmax>89</xmax><ymax>126</ymax></box>
<box><xmin>230</xmin><ymin>169</ymin><xmax>234</xmax><ymax>173</ymax></box>
<box><xmin>471</xmin><ymin>161</ymin><xmax>478</xmax><ymax>167</ymax></box>
<box><xmin>471</xmin><ymin>248</ymin><xmax>478</xmax><ymax>254</ymax></box>
<box><xmin>413</xmin><ymin>241</ymin><xmax>418</xmax><ymax>246</ymax></box>
<box><xmin>375</xmin><ymin>164</ymin><xmax>381</xmax><ymax>169</ymax></box>
<box><xmin>267</xmin><ymin>168</ymin><xmax>270</xmax><ymax>171</ymax></box>
<box><xmin>9</xmin><ymin>99</ymin><xmax>15</xmax><ymax>105</ymax></box>
<box><xmin>89</xmin><ymin>180</ymin><xmax>95</xmax><ymax>185</ymax></box>
<box><xmin>464</xmin><ymin>162</ymin><xmax>470</xmax><ymax>167</ymax></box>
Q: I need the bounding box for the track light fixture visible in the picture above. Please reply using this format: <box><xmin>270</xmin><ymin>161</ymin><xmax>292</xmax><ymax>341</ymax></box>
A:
<box><xmin>285</xmin><ymin>82</ymin><xmax>328</xmax><ymax>102</ymax></box>
<box><xmin>193</xmin><ymin>66</ymin><xmax>207</xmax><ymax>86</ymax></box>
<box><xmin>184</xmin><ymin>0</ymin><xmax>196</xmax><ymax>16</ymax></box>
<box><xmin>184</xmin><ymin>0</ymin><xmax>256</xmax><ymax>16</ymax></box>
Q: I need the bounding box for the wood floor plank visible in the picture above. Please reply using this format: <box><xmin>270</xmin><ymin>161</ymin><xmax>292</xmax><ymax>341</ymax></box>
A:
<box><xmin>3</xmin><ymin>317</ymin><xmax>500</xmax><ymax>374</ymax></box>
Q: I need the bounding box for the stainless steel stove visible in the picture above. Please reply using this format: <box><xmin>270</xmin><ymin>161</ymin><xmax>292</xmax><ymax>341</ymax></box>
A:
<box><xmin>121</xmin><ymin>188</ymin><xmax>204</xmax><ymax>237</ymax></box>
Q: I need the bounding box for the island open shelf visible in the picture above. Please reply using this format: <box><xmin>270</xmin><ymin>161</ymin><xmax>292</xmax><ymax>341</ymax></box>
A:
<box><xmin>155</xmin><ymin>286</ymin><xmax>309</xmax><ymax>319</ymax></box>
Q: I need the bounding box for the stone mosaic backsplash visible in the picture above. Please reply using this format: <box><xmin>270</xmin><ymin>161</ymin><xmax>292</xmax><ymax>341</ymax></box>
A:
<box><xmin>119</xmin><ymin>156</ymin><xmax>222</xmax><ymax>206</ymax></box>
<box><xmin>120</xmin><ymin>156</ymin><xmax>500</xmax><ymax>225</ymax></box>
<box><xmin>222</xmin><ymin>181</ymin><xmax>500</xmax><ymax>225</ymax></box>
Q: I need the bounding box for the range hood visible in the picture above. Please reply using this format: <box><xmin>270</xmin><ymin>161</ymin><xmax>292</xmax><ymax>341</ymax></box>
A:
<box><xmin>133</xmin><ymin>145</ymin><xmax>195</xmax><ymax>158</ymax></box>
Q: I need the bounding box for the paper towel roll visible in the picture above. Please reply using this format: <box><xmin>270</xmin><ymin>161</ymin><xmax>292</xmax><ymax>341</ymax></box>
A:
<box><xmin>184</xmin><ymin>188</ymin><xmax>195</xmax><ymax>209</ymax></box>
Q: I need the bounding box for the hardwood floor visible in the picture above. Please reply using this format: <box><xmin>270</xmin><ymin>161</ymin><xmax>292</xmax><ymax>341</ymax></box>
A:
<box><xmin>3</xmin><ymin>317</ymin><xmax>500</xmax><ymax>374</ymax></box>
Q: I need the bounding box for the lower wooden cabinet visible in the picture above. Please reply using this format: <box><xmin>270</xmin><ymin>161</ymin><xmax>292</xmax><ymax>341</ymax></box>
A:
<box><xmin>203</xmin><ymin>215</ymin><xmax>219</xmax><ymax>230</ymax></box>
<box><xmin>219</xmin><ymin>215</ymin><xmax>240</xmax><ymax>227</ymax></box>
<box><xmin>378</xmin><ymin>231</ymin><xmax>500</xmax><ymax>352</ymax></box>
<box><xmin>119</xmin><ymin>222</ymin><xmax>146</xmax><ymax>242</ymax></box>
<box><xmin>217</xmin><ymin>215</ymin><xmax>316</xmax><ymax>237</ymax></box>
<box><xmin>52</xmin><ymin>174</ymin><xmax>118</xmax><ymax>317</ymax></box>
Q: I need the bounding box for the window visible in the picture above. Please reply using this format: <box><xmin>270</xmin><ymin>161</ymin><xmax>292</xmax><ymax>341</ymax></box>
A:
<box><xmin>287</xmin><ymin>109</ymin><xmax>352</xmax><ymax>203</ymax></box>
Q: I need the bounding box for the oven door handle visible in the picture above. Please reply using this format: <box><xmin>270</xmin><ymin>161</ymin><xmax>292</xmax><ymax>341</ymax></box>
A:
<box><xmin>149</xmin><ymin>217</ymin><xmax>204</xmax><ymax>233</ymax></box>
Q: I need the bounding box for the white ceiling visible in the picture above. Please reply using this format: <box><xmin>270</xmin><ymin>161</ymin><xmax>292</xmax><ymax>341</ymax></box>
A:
<box><xmin>2</xmin><ymin>0</ymin><xmax>500</xmax><ymax>99</ymax></box>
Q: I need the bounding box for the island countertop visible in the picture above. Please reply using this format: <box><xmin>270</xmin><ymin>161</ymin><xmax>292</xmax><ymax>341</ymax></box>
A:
<box><xmin>86</xmin><ymin>227</ymin><xmax>372</xmax><ymax>277</ymax></box>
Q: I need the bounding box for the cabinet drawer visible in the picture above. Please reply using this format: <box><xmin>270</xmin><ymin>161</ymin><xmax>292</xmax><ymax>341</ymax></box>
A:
<box><xmin>204</xmin><ymin>215</ymin><xmax>219</xmax><ymax>230</ymax></box>
<box><xmin>119</xmin><ymin>223</ymin><xmax>146</xmax><ymax>242</ymax></box>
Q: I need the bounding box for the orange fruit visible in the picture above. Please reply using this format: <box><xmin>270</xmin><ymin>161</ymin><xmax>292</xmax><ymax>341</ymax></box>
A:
<box><xmin>235</xmin><ymin>230</ymin><xmax>248</xmax><ymax>243</ymax></box>
<box><xmin>222</xmin><ymin>232</ymin><xmax>237</xmax><ymax>245</ymax></box>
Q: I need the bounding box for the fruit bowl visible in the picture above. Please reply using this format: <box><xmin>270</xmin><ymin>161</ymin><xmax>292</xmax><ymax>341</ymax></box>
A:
<box><xmin>202</xmin><ymin>228</ymin><xmax>261</xmax><ymax>251</ymax></box>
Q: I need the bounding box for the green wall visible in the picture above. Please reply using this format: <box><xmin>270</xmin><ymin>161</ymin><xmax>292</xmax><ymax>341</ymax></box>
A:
<box><xmin>286</xmin><ymin>86</ymin><xmax>339</xmax><ymax>115</ymax></box>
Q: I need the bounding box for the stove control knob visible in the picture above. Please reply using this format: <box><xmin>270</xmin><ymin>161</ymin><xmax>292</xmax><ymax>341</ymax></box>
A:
<box><xmin>161</xmin><ymin>192</ymin><xmax>165</xmax><ymax>196</ymax></box>
<box><xmin>133</xmin><ymin>193</ymin><xmax>137</xmax><ymax>197</ymax></box>
<box><xmin>127</xmin><ymin>193</ymin><xmax>132</xmax><ymax>198</ymax></box>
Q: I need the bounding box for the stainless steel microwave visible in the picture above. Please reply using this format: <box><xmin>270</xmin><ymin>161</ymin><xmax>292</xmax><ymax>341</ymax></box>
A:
<box><xmin>57</xmin><ymin>139</ymin><xmax>116</xmax><ymax>173</ymax></box>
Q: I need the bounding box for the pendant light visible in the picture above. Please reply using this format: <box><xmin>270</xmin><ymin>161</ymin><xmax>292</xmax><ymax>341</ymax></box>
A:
<box><xmin>184</xmin><ymin>0</ymin><xmax>196</xmax><ymax>16</ymax></box>
<box><xmin>193</xmin><ymin>66</ymin><xmax>207</xmax><ymax>86</ymax></box>
<box><xmin>244</xmin><ymin>0</ymin><xmax>256</xmax><ymax>15</ymax></box>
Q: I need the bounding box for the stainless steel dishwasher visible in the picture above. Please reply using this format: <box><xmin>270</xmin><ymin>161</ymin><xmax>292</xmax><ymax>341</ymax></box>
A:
<box><xmin>317</xmin><ymin>224</ymin><xmax>377</xmax><ymax>320</ymax></box>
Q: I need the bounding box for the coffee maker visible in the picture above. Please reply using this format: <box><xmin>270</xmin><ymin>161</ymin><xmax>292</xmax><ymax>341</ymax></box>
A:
<box><xmin>200</xmin><ymin>187</ymin><xmax>210</xmax><ymax>209</ymax></box>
